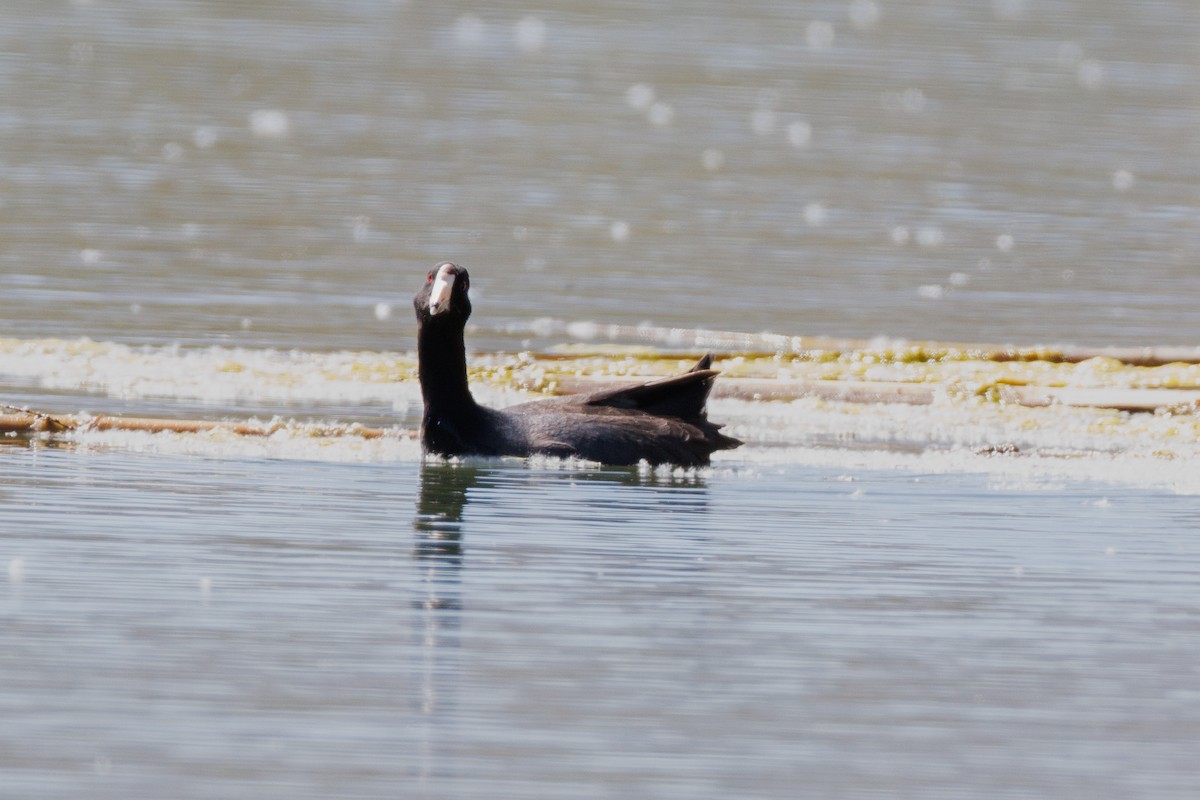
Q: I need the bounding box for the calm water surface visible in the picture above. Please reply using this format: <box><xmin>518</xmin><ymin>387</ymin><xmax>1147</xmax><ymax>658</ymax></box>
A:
<box><xmin>2</xmin><ymin>1</ymin><xmax>1200</xmax><ymax>797</ymax></box>
<box><xmin>3</xmin><ymin>449</ymin><xmax>1198</xmax><ymax>799</ymax></box>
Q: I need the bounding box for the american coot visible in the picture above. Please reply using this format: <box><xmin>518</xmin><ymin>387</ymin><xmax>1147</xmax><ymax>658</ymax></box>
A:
<box><xmin>413</xmin><ymin>262</ymin><xmax>742</xmax><ymax>466</ymax></box>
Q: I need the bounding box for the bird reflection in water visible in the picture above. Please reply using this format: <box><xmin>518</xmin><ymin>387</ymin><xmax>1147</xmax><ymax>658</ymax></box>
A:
<box><xmin>413</xmin><ymin>460</ymin><xmax>480</xmax><ymax>609</ymax></box>
<box><xmin>410</xmin><ymin>461</ymin><xmax>480</xmax><ymax>787</ymax></box>
<box><xmin>409</xmin><ymin>460</ymin><xmax>714</xmax><ymax>786</ymax></box>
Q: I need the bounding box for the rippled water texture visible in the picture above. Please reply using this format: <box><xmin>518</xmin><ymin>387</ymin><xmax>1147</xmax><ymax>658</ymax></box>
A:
<box><xmin>2</xmin><ymin>2</ymin><xmax>1200</xmax><ymax>798</ymax></box>
<box><xmin>4</xmin><ymin>453</ymin><xmax>1199</xmax><ymax>799</ymax></box>
<box><xmin>0</xmin><ymin>0</ymin><xmax>1196</xmax><ymax>349</ymax></box>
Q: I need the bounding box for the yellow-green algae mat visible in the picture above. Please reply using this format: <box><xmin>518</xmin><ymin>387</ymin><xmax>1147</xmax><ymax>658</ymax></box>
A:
<box><xmin>4</xmin><ymin>335</ymin><xmax>1200</xmax><ymax>449</ymax></box>
<box><xmin>491</xmin><ymin>338</ymin><xmax>1200</xmax><ymax>412</ymax></box>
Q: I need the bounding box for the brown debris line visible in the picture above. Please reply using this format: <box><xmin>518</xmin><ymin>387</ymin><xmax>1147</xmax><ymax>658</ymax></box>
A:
<box><xmin>0</xmin><ymin>412</ymin><xmax>404</xmax><ymax>440</ymax></box>
<box><xmin>5</xmin><ymin>375</ymin><xmax>1200</xmax><ymax>442</ymax></box>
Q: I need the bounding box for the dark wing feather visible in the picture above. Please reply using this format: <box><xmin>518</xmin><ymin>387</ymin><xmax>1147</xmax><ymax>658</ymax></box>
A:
<box><xmin>576</xmin><ymin>355</ymin><xmax>718</xmax><ymax>420</ymax></box>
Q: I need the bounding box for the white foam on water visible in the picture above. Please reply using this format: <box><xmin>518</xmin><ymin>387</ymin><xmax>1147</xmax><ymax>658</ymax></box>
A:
<box><xmin>625</xmin><ymin>84</ymin><xmax>655</xmax><ymax>110</ymax></box>
<box><xmin>248</xmin><ymin>109</ymin><xmax>290</xmax><ymax>140</ymax></box>
<box><xmin>848</xmin><ymin>0</ymin><xmax>881</xmax><ymax>30</ymax></box>
<box><xmin>710</xmin><ymin>396</ymin><xmax>1200</xmax><ymax>493</ymax></box>
<box><xmin>701</xmin><ymin>148</ymin><xmax>725</xmax><ymax>171</ymax></box>
<box><xmin>192</xmin><ymin>127</ymin><xmax>219</xmax><ymax>149</ymax></box>
<box><xmin>724</xmin><ymin>445</ymin><xmax>1200</xmax><ymax>495</ymax></box>
<box><xmin>786</xmin><ymin>120</ymin><xmax>813</xmax><ymax>148</ymax></box>
<box><xmin>806</xmin><ymin>20</ymin><xmax>835</xmax><ymax>50</ymax></box>
<box><xmin>751</xmin><ymin>108</ymin><xmax>777</xmax><ymax>135</ymax></box>
<box><xmin>647</xmin><ymin>102</ymin><xmax>674</xmax><ymax>127</ymax></box>
<box><xmin>3</xmin><ymin>337</ymin><xmax>1199</xmax><ymax>491</ymax></box>
<box><xmin>453</xmin><ymin>14</ymin><xmax>486</xmax><ymax>47</ymax></box>
<box><xmin>514</xmin><ymin>16</ymin><xmax>546</xmax><ymax>54</ymax></box>
<box><xmin>1077</xmin><ymin>59</ymin><xmax>1105</xmax><ymax>90</ymax></box>
<box><xmin>803</xmin><ymin>202</ymin><xmax>827</xmax><ymax>226</ymax></box>
<box><xmin>0</xmin><ymin>338</ymin><xmax>423</xmax><ymax>408</ymax></box>
<box><xmin>66</xmin><ymin>426</ymin><xmax>423</xmax><ymax>464</ymax></box>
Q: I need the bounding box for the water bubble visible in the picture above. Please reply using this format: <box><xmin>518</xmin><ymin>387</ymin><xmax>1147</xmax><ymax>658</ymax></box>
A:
<box><xmin>996</xmin><ymin>233</ymin><xmax>1015</xmax><ymax>252</ymax></box>
<box><xmin>786</xmin><ymin>120</ymin><xmax>812</xmax><ymax>148</ymax></box>
<box><xmin>948</xmin><ymin>271</ymin><xmax>970</xmax><ymax>287</ymax></box>
<box><xmin>528</xmin><ymin>318</ymin><xmax>557</xmax><ymax>337</ymax></box>
<box><xmin>1057</xmin><ymin>41</ymin><xmax>1084</xmax><ymax>67</ymax></box>
<box><xmin>374</xmin><ymin>302</ymin><xmax>392</xmax><ymax>321</ymax></box>
<box><xmin>625</xmin><ymin>83</ymin><xmax>655</xmax><ymax>110</ymax></box>
<box><xmin>751</xmin><ymin>108</ymin><xmax>776</xmax><ymax>135</ymax></box>
<box><xmin>352</xmin><ymin>215</ymin><xmax>370</xmax><ymax>241</ymax></box>
<box><xmin>512</xmin><ymin>225</ymin><xmax>529</xmax><ymax>241</ymax></box>
<box><xmin>199</xmin><ymin>576</ymin><xmax>213</xmax><ymax>593</ymax></box>
<box><xmin>848</xmin><ymin>0</ymin><xmax>881</xmax><ymax>30</ymax></box>
<box><xmin>8</xmin><ymin>557</ymin><xmax>24</xmax><ymax>582</ymax></box>
<box><xmin>161</xmin><ymin>142</ymin><xmax>184</xmax><ymax>161</ymax></box>
<box><xmin>69</xmin><ymin>41</ymin><xmax>94</xmax><ymax>66</ymax></box>
<box><xmin>991</xmin><ymin>0</ymin><xmax>1027</xmax><ymax>21</ymax></box>
<box><xmin>80</xmin><ymin>248</ymin><xmax>102</xmax><ymax>265</ymax></box>
<box><xmin>240</xmin><ymin>317</ymin><xmax>253</xmax><ymax>330</ymax></box>
<box><xmin>701</xmin><ymin>148</ymin><xmax>725</xmax><ymax>171</ymax></box>
<box><xmin>192</xmin><ymin>127</ymin><xmax>218</xmax><ymax>149</ymax></box>
<box><xmin>610</xmin><ymin>221</ymin><xmax>631</xmax><ymax>242</ymax></box>
<box><xmin>915</xmin><ymin>227</ymin><xmax>944</xmax><ymax>248</ymax></box>
<box><xmin>454</xmin><ymin>14</ymin><xmax>486</xmax><ymax>46</ymax></box>
<box><xmin>514</xmin><ymin>16</ymin><xmax>546</xmax><ymax>53</ymax></box>
<box><xmin>806</xmin><ymin>20</ymin><xmax>835</xmax><ymax>50</ymax></box>
<box><xmin>900</xmin><ymin>87</ymin><xmax>927</xmax><ymax>113</ymax></box>
<box><xmin>130</xmin><ymin>303</ymin><xmax>143</xmax><ymax>315</ymax></box>
<box><xmin>890</xmin><ymin>226</ymin><xmax>910</xmax><ymax>245</ymax></box>
<box><xmin>802</xmin><ymin>202</ymin><xmax>827</xmax><ymax>226</ymax></box>
<box><xmin>228</xmin><ymin>73</ymin><xmax>251</xmax><ymax>97</ymax></box>
<box><xmin>1076</xmin><ymin>59</ymin><xmax>1104</xmax><ymax>90</ymax></box>
<box><xmin>917</xmin><ymin>284</ymin><xmax>946</xmax><ymax>300</ymax></box>
<box><xmin>566</xmin><ymin>321</ymin><xmax>600</xmax><ymax>340</ymax></box>
<box><xmin>249</xmin><ymin>109</ymin><xmax>290</xmax><ymax>139</ymax></box>
<box><xmin>1112</xmin><ymin>169</ymin><xmax>1134</xmax><ymax>192</ymax></box>
<box><xmin>647</xmin><ymin>102</ymin><xmax>674</xmax><ymax>126</ymax></box>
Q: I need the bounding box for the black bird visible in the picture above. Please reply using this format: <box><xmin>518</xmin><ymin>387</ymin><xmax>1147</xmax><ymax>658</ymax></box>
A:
<box><xmin>413</xmin><ymin>262</ymin><xmax>741</xmax><ymax>466</ymax></box>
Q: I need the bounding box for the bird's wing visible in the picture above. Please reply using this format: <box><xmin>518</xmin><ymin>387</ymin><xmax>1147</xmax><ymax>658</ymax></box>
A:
<box><xmin>576</xmin><ymin>355</ymin><xmax>718</xmax><ymax>420</ymax></box>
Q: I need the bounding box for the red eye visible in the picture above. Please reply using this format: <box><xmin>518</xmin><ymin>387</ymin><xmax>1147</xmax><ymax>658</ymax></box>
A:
<box><xmin>426</xmin><ymin>272</ymin><xmax>434</xmax><ymax>283</ymax></box>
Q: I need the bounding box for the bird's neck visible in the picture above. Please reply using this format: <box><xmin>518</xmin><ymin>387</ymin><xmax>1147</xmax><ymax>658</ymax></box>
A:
<box><xmin>417</xmin><ymin>319</ymin><xmax>479</xmax><ymax>416</ymax></box>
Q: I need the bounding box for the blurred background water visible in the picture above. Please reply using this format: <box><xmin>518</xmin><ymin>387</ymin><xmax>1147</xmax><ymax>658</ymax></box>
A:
<box><xmin>2</xmin><ymin>2</ymin><xmax>1200</xmax><ymax>798</ymax></box>
<box><xmin>0</xmin><ymin>0</ymin><xmax>1196</xmax><ymax>349</ymax></box>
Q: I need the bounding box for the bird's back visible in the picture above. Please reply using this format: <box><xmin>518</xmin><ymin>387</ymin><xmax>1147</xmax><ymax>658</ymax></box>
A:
<box><xmin>500</xmin><ymin>357</ymin><xmax>741</xmax><ymax>465</ymax></box>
